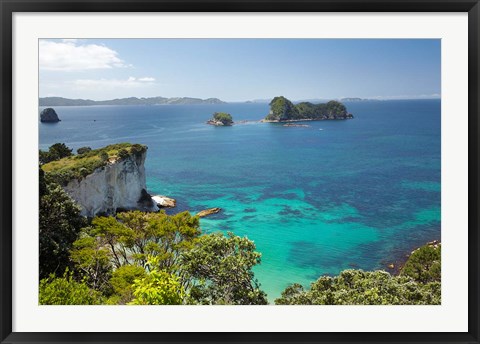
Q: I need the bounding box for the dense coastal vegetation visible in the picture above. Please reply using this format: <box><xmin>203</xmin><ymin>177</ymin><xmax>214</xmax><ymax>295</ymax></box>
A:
<box><xmin>265</xmin><ymin>96</ymin><xmax>354</xmax><ymax>121</ymax></box>
<box><xmin>39</xmin><ymin>142</ymin><xmax>441</xmax><ymax>305</ymax></box>
<box><xmin>275</xmin><ymin>244</ymin><xmax>441</xmax><ymax>305</ymax></box>
<box><xmin>41</xmin><ymin>143</ymin><xmax>146</xmax><ymax>186</ymax></box>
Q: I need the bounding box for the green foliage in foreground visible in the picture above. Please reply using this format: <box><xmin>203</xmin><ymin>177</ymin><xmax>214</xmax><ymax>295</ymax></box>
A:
<box><xmin>275</xmin><ymin>270</ymin><xmax>440</xmax><ymax>305</ymax></box>
<box><xmin>109</xmin><ymin>265</ymin><xmax>147</xmax><ymax>304</ymax></box>
<box><xmin>39</xmin><ymin>271</ymin><xmax>103</xmax><ymax>305</ymax></box>
<box><xmin>275</xmin><ymin>243</ymin><xmax>441</xmax><ymax>305</ymax></box>
<box><xmin>212</xmin><ymin>112</ymin><xmax>233</xmax><ymax>125</ymax></box>
<box><xmin>62</xmin><ymin>210</ymin><xmax>266</xmax><ymax>305</ymax></box>
<box><xmin>39</xmin><ymin>178</ymin><xmax>86</xmax><ymax>279</ymax></box>
<box><xmin>182</xmin><ymin>232</ymin><xmax>268</xmax><ymax>305</ymax></box>
<box><xmin>265</xmin><ymin>96</ymin><xmax>351</xmax><ymax>121</ymax></box>
<box><xmin>401</xmin><ymin>244</ymin><xmax>441</xmax><ymax>283</ymax></box>
<box><xmin>129</xmin><ymin>257</ymin><xmax>184</xmax><ymax>305</ymax></box>
<box><xmin>40</xmin><ymin>143</ymin><xmax>146</xmax><ymax>186</ymax></box>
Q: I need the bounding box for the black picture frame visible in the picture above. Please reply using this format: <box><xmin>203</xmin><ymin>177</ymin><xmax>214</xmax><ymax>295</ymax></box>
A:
<box><xmin>1</xmin><ymin>1</ymin><xmax>479</xmax><ymax>343</ymax></box>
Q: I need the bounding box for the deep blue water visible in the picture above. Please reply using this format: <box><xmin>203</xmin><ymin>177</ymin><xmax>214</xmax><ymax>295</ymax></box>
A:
<box><xmin>39</xmin><ymin>100</ymin><xmax>441</xmax><ymax>300</ymax></box>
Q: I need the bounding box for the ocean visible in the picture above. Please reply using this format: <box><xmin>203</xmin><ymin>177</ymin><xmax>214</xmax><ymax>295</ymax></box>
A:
<box><xmin>39</xmin><ymin>99</ymin><xmax>441</xmax><ymax>301</ymax></box>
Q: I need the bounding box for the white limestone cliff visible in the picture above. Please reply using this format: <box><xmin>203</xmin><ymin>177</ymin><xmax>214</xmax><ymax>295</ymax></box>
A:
<box><xmin>64</xmin><ymin>150</ymin><xmax>158</xmax><ymax>217</ymax></box>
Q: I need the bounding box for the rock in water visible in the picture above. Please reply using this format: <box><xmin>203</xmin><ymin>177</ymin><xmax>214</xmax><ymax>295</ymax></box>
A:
<box><xmin>152</xmin><ymin>195</ymin><xmax>176</xmax><ymax>208</ymax></box>
<box><xmin>40</xmin><ymin>108</ymin><xmax>60</xmax><ymax>122</ymax></box>
<box><xmin>196</xmin><ymin>207</ymin><xmax>221</xmax><ymax>218</ymax></box>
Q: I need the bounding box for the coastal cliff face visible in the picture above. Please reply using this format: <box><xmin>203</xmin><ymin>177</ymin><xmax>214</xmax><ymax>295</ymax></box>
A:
<box><xmin>64</xmin><ymin>150</ymin><xmax>158</xmax><ymax>217</ymax></box>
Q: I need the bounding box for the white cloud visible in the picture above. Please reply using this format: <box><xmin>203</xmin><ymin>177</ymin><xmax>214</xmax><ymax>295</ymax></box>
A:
<box><xmin>61</xmin><ymin>39</ymin><xmax>78</xmax><ymax>44</ymax></box>
<box><xmin>72</xmin><ymin>77</ymin><xmax>156</xmax><ymax>90</ymax></box>
<box><xmin>39</xmin><ymin>40</ymin><xmax>127</xmax><ymax>71</ymax></box>
<box><xmin>138</xmin><ymin>77</ymin><xmax>155</xmax><ymax>82</ymax></box>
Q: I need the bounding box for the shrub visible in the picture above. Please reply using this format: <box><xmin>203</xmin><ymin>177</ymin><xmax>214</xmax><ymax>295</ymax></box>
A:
<box><xmin>39</xmin><ymin>271</ymin><xmax>103</xmax><ymax>305</ymax></box>
<box><xmin>118</xmin><ymin>149</ymin><xmax>130</xmax><ymax>159</ymax></box>
<box><xmin>77</xmin><ymin>146</ymin><xmax>92</xmax><ymax>155</ymax></box>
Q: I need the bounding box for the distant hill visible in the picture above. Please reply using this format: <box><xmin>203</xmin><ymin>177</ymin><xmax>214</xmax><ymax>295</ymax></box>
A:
<box><xmin>340</xmin><ymin>97</ymin><xmax>380</xmax><ymax>102</ymax></box>
<box><xmin>39</xmin><ymin>96</ymin><xmax>226</xmax><ymax>106</ymax></box>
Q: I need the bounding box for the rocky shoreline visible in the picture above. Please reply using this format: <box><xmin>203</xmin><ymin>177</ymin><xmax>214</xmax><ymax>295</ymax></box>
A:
<box><xmin>206</xmin><ymin>119</ymin><xmax>232</xmax><ymax>126</ymax></box>
<box><xmin>261</xmin><ymin>116</ymin><xmax>353</xmax><ymax>123</ymax></box>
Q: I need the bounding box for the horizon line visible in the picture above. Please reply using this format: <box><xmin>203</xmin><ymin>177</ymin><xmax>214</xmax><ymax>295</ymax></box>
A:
<box><xmin>39</xmin><ymin>95</ymin><xmax>442</xmax><ymax>103</ymax></box>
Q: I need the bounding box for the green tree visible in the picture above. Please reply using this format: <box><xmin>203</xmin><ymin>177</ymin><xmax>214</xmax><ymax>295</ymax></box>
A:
<box><xmin>109</xmin><ymin>265</ymin><xmax>147</xmax><ymax>304</ymax></box>
<box><xmin>81</xmin><ymin>211</ymin><xmax>201</xmax><ymax>271</ymax></box>
<box><xmin>69</xmin><ymin>234</ymin><xmax>113</xmax><ymax>293</ymax></box>
<box><xmin>39</xmin><ymin>182</ymin><xmax>86</xmax><ymax>279</ymax></box>
<box><xmin>48</xmin><ymin>143</ymin><xmax>73</xmax><ymax>161</ymax></box>
<box><xmin>39</xmin><ymin>271</ymin><xmax>103</xmax><ymax>305</ymax></box>
<box><xmin>401</xmin><ymin>244</ymin><xmax>441</xmax><ymax>283</ymax></box>
<box><xmin>76</xmin><ymin>146</ymin><xmax>92</xmax><ymax>155</ymax></box>
<box><xmin>129</xmin><ymin>257</ymin><xmax>184</xmax><ymax>305</ymax></box>
<box><xmin>181</xmin><ymin>232</ymin><xmax>268</xmax><ymax>305</ymax></box>
<box><xmin>39</xmin><ymin>143</ymin><xmax>73</xmax><ymax>164</ymax></box>
<box><xmin>39</xmin><ymin>150</ymin><xmax>52</xmax><ymax>165</ymax></box>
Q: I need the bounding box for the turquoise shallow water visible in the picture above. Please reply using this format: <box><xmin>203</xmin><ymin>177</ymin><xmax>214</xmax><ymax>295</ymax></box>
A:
<box><xmin>39</xmin><ymin>100</ymin><xmax>441</xmax><ymax>301</ymax></box>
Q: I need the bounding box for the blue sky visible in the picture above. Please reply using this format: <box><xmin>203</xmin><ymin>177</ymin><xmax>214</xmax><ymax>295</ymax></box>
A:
<box><xmin>39</xmin><ymin>39</ymin><xmax>441</xmax><ymax>102</ymax></box>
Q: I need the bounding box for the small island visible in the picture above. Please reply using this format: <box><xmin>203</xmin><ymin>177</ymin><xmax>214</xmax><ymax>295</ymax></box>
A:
<box><xmin>207</xmin><ymin>112</ymin><xmax>234</xmax><ymax>126</ymax></box>
<box><xmin>264</xmin><ymin>96</ymin><xmax>354</xmax><ymax>122</ymax></box>
<box><xmin>40</xmin><ymin>107</ymin><xmax>61</xmax><ymax>123</ymax></box>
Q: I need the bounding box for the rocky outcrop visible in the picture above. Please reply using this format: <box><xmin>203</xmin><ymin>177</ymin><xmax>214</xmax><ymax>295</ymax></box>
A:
<box><xmin>206</xmin><ymin>119</ymin><xmax>228</xmax><ymax>126</ymax></box>
<box><xmin>63</xmin><ymin>150</ymin><xmax>158</xmax><ymax>217</ymax></box>
<box><xmin>40</xmin><ymin>108</ymin><xmax>61</xmax><ymax>122</ymax></box>
<box><xmin>196</xmin><ymin>207</ymin><xmax>221</xmax><ymax>218</ymax></box>
<box><xmin>152</xmin><ymin>195</ymin><xmax>176</xmax><ymax>208</ymax></box>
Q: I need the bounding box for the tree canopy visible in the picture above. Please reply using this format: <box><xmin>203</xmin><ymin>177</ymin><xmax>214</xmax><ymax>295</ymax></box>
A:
<box><xmin>39</xmin><ymin>271</ymin><xmax>104</xmax><ymax>305</ymax></box>
<box><xmin>181</xmin><ymin>232</ymin><xmax>268</xmax><ymax>305</ymax></box>
<box><xmin>39</xmin><ymin>176</ymin><xmax>86</xmax><ymax>279</ymax></box>
<box><xmin>275</xmin><ymin>269</ymin><xmax>440</xmax><ymax>305</ymax></box>
<box><xmin>39</xmin><ymin>143</ymin><xmax>73</xmax><ymax>164</ymax></box>
<box><xmin>50</xmin><ymin>210</ymin><xmax>268</xmax><ymax>305</ymax></box>
<box><xmin>400</xmin><ymin>243</ymin><xmax>441</xmax><ymax>283</ymax></box>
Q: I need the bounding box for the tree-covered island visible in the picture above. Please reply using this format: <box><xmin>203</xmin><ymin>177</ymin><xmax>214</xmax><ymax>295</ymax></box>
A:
<box><xmin>206</xmin><ymin>112</ymin><xmax>234</xmax><ymax>126</ymax></box>
<box><xmin>264</xmin><ymin>96</ymin><xmax>354</xmax><ymax>122</ymax></box>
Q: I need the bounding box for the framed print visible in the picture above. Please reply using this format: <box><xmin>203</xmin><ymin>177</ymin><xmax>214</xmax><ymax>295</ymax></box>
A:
<box><xmin>1</xmin><ymin>0</ymin><xmax>479</xmax><ymax>343</ymax></box>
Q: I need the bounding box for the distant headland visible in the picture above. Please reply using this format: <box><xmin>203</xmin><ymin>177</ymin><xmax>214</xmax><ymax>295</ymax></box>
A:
<box><xmin>39</xmin><ymin>96</ymin><xmax>226</xmax><ymax>107</ymax></box>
